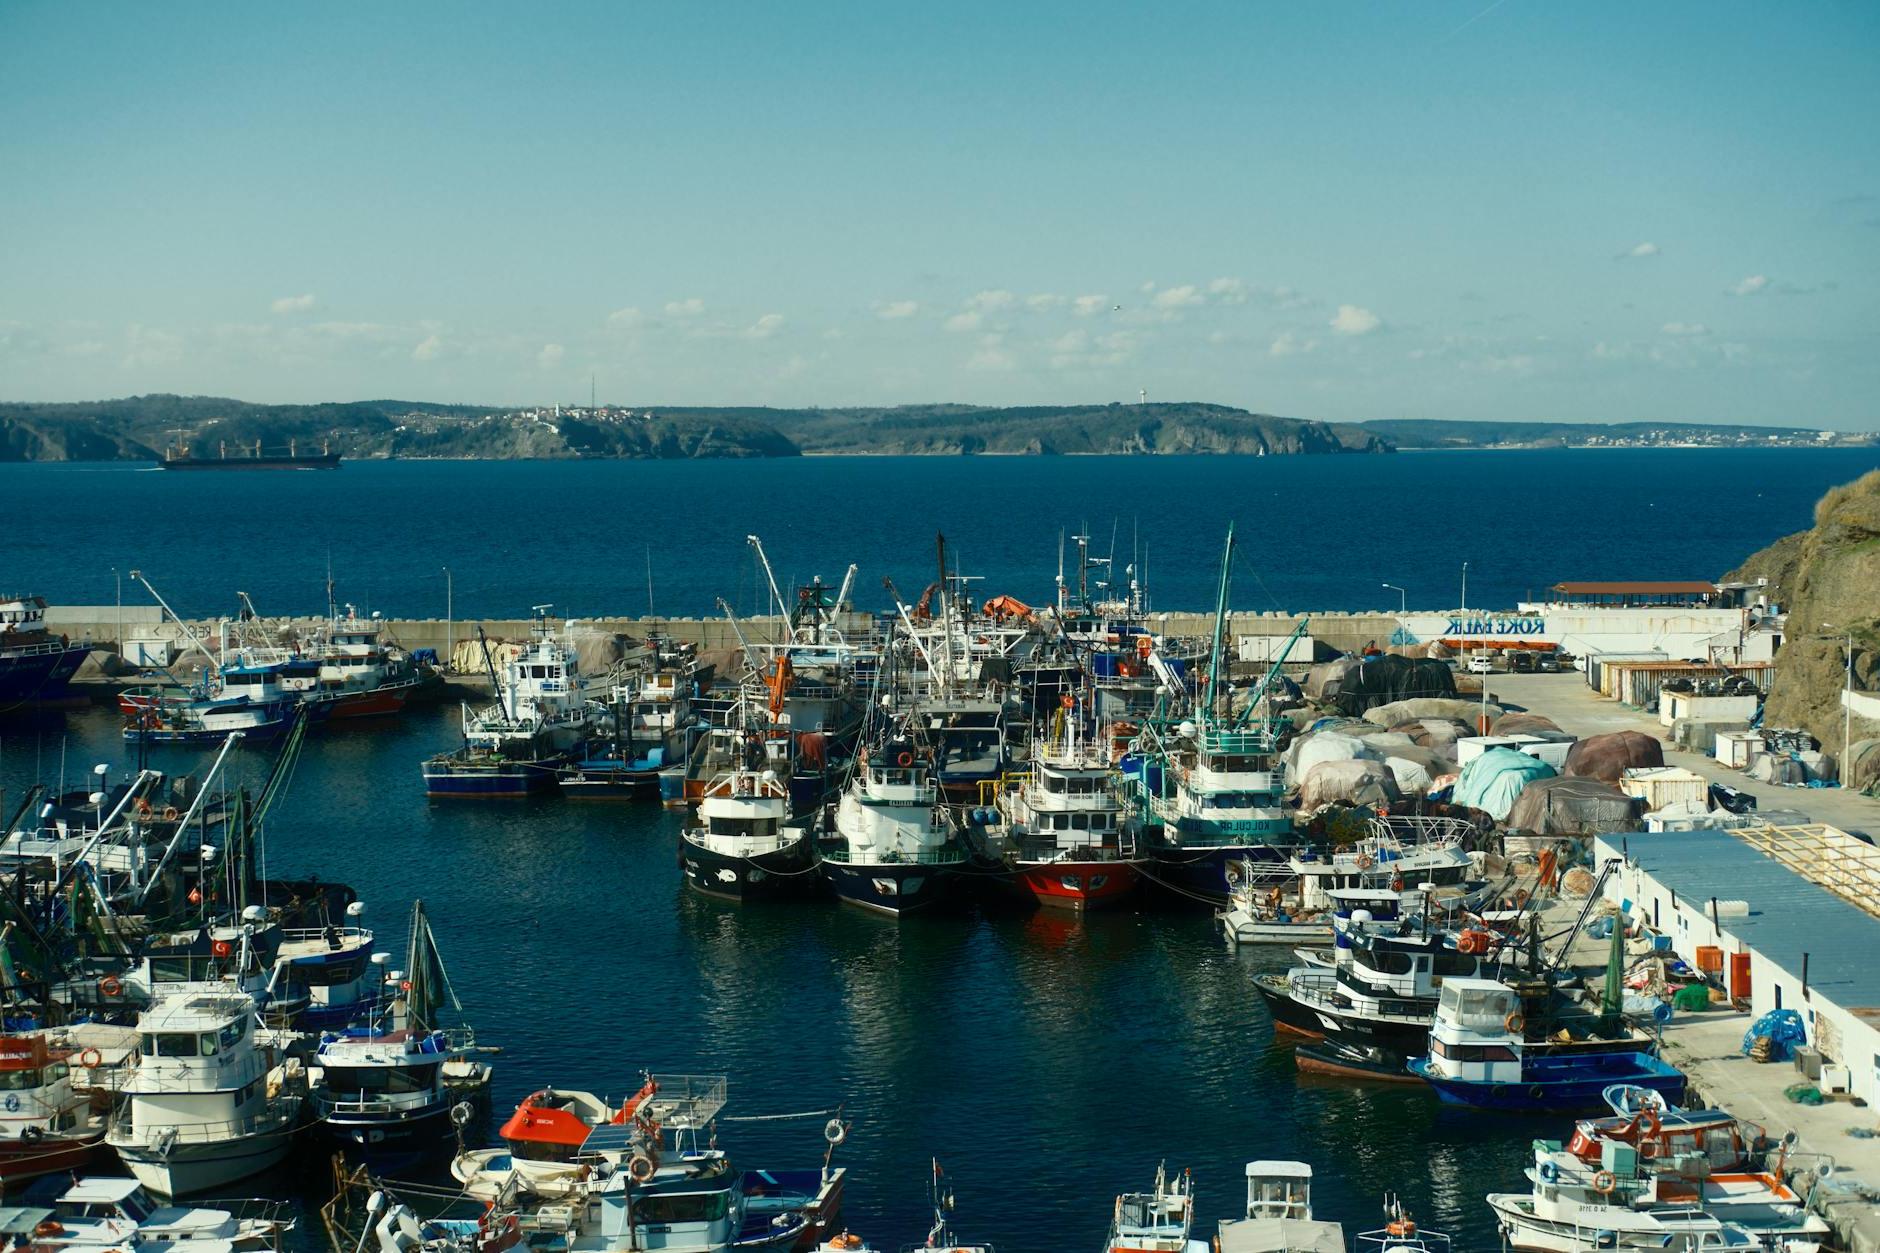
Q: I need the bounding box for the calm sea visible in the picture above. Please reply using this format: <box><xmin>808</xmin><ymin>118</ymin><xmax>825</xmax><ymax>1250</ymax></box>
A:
<box><xmin>6</xmin><ymin>448</ymin><xmax>1876</xmax><ymax>618</ymax></box>
<box><xmin>3</xmin><ymin>448</ymin><xmax>1876</xmax><ymax>1250</ymax></box>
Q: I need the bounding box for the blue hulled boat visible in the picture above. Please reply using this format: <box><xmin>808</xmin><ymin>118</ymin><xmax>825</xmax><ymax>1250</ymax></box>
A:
<box><xmin>1407</xmin><ymin>977</ymin><xmax>1686</xmax><ymax>1112</ymax></box>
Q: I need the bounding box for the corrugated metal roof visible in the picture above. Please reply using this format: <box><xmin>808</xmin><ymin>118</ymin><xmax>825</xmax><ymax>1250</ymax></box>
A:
<box><xmin>1553</xmin><ymin>581</ymin><xmax>1720</xmax><ymax>595</ymax></box>
<box><xmin>1595</xmin><ymin>830</ymin><xmax>1880</xmax><ymax>1010</ymax></box>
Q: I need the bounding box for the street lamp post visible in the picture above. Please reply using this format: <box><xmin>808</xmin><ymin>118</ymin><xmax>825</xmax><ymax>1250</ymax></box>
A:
<box><xmin>111</xmin><ymin>568</ymin><xmax>121</xmax><ymax>652</ymax></box>
<box><xmin>443</xmin><ymin>566</ymin><xmax>453</xmax><ymax>675</ymax></box>
<box><xmin>1461</xmin><ymin>562</ymin><xmax>1469</xmax><ymax>616</ymax></box>
<box><xmin>1382</xmin><ymin>583</ymin><xmax>1406</xmax><ymax>614</ymax></box>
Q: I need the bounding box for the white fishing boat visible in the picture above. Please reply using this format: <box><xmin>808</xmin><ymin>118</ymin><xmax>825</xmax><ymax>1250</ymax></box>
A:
<box><xmin>1214</xmin><ymin>1161</ymin><xmax>1346</xmax><ymax>1253</ymax></box>
<box><xmin>1101</xmin><ymin>1162</ymin><xmax>1207</xmax><ymax>1253</ymax></box>
<box><xmin>25</xmin><ymin>1175</ymin><xmax>292</xmax><ymax>1251</ymax></box>
<box><xmin>105</xmin><ymin>991</ymin><xmax>305</xmax><ymax>1196</ymax></box>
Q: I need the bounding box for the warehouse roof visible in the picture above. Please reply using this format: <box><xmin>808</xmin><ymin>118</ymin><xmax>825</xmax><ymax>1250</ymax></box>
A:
<box><xmin>1593</xmin><ymin>829</ymin><xmax>1880</xmax><ymax>1010</ymax></box>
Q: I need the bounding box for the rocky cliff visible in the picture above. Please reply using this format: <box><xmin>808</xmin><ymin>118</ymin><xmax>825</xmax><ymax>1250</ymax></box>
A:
<box><xmin>1725</xmin><ymin>468</ymin><xmax>1880</xmax><ymax>759</ymax></box>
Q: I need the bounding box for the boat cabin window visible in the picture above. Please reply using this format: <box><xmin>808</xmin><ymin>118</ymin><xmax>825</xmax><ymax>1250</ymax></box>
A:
<box><xmin>199</xmin><ymin>1032</ymin><xmax>221</xmax><ymax>1058</ymax></box>
<box><xmin>1438</xmin><ymin>984</ymin><xmax>1518</xmax><ymax>1028</ymax></box>
<box><xmin>0</xmin><ymin>1067</ymin><xmax>42</xmax><ymax>1090</ymax></box>
<box><xmin>636</xmin><ymin>1191</ymin><xmax>731</xmax><ymax>1224</ymax></box>
<box><xmin>1206</xmin><ymin>754</ymin><xmax>1265</xmax><ymax>773</ymax></box>
<box><xmin>1432</xmin><ymin>951</ymin><xmax>1480</xmax><ymax>977</ymax></box>
<box><xmin>713</xmin><ymin>817</ymin><xmax>778</xmax><ymax>838</ymax></box>
<box><xmin>323</xmin><ymin>1064</ymin><xmax>439</xmax><ymax>1096</ymax></box>
<box><xmin>222</xmin><ymin>1022</ymin><xmax>244</xmax><ymax>1049</ymax></box>
<box><xmin>294</xmin><ymin>952</ymin><xmax>370</xmax><ymax>986</ymax></box>
<box><xmin>1200</xmin><ymin>792</ymin><xmax>1262</xmax><ymax>810</ymax></box>
<box><xmin>143</xmin><ymin>1032</ymin><xmax>201</xmax><ymax>1058</ymax></box>
<box><xmin>871</xmin><ymin>768</ymin><xmax>919</xmax><ymax>787</ymax></box>
<box><xmin>1428</xmin><ymin>1038</ymin><xmax>1519</xmax><ymax>1062</ymax></box>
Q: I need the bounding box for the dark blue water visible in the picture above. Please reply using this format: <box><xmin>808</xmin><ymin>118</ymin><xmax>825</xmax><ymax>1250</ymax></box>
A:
<box><xmin>5</xmin><ymin>449</ymin><xmax>1875</xmax><ymax>619</ymax></box>
<box><xmin>5</xmin><ymin>449</ymin><xmax>1875</xmax><ymax>1249</ymax></box>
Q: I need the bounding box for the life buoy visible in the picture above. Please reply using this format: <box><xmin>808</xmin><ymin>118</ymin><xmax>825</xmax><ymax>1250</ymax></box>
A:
<box><xmin>33</xmin><ymin>1222</ymin><xmax>62</xmax><ymax>1239</ymax></box>
<box><xmin>1505</xmin><ymin>1012</ymin><xmax>1526</xmax><ymax>1035</ymax></box>
<box><xmin>1592</xmin><ymin>1170</ymin><xmax>1617</xmax><ymax>1195</ymax></box>
<box><xmin>627</xmin><ymin>1153</ymin><xmax>657</xmax><ymax>1182</ymax></box>
<box><xmin>895</xmin><ymin>752</ymin><xmax>914</xmax><ymax>768</ymax></box>
<box><xmin>1386</xmin><ymin>1220</ymin><xmax>1416</xmax><ymax>1237</ymax></box>
<box><xmin>1354</xmin><ymin>854</ymin><xmax>1376</xmax><ymax>870</ymax></box>
<box><xmin>1060</xmin><ymin>692</ymin><xmax>1075</xmax><ymax>709</ymax></box>
<box><xmin>212</xmin><ymin>940</ymin><xmax>233</xmax><ymax>958</ymax></box>
<box><xmin>134</xmin><ymin>799</ymin><xmax>152</xmax><ymax>817</ymax></box>
<box><xmin>1637</xmin><ymin>1106</ymin><xmax>1661</xmax><ymax>1136</ymax></box>
<box><xmin>1639</xmin><ymin>1139</ymin><xmax>1662</xmax><ymax>1160</ymax></box>
<box><xmin>823</xmin><ymin>1118</ymin><xmax>846</xmax><ymax>1145</ymax></box>
<box><xmin>161</xmin><ymin>806</ymin><xmax>179</xmax><ymax>822</ymax></box>
<box><xmin>1538</xmin><ymin>1160</ymin><xmax>1560</xmax><ymax>1183</ymax></box>
<box><xmin>99</xmin><ymin>975</ymin><xmax>124</xmax><ymax>999</ymax></box>
<box><xmin>78</xmin><ymin>1048</ymin><xmax>102</xmax><ymax>1069</ymax></box>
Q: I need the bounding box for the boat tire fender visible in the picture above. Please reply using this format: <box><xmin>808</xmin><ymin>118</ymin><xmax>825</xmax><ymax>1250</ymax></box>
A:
<box><xmin>451</xmin><ymin>1101</ymin><xmax>476</xmax><ymax>1127</ymax></box>
<box><xmin>1538</xmin><ymin>1161</ymin><xmax>1560</xmax><ymax>1184</ymax></box>
<box><xmin>1530</xmin><ymin>1084</ymin><xmax>1546</xmax><ymax>1100</ymax></box>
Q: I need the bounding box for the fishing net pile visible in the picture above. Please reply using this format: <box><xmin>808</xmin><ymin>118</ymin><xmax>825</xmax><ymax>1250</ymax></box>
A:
<box><xmin>1562</xmin><ymin>730</ymin><xmax>1665</xmax><ymax>783</ymax></box>
<box><xmin>1363</xmin><ymin>697</ymin><xmax>1501</xmax><ymax>728</ymax></box>
<box><xmin>1310</xmin><ymin>655</ymin><xmax>1458</xmax><ymax>717</ymax></box>
<box><xmin>1505</xmin><ymin>776</ymin><xmax>1643</xmax><ymax>836</ymax></box>
<box><xmin>1297</xmin><ymin>759</ymin><xmax>1402</xmax><ymax>810</ymax></box>
<box><xmin>1492</xmin><ymin>712</ymin><xmax>1563</xmax><ymax>737</ymax></box>
<box><xmin>1452</xmin><ymin>747</ymin><xmax>1556</xmax><ymax>821</ymax></box>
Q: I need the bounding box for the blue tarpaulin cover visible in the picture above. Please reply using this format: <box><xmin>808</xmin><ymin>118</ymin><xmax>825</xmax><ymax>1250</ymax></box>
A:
<box><xmin>1742</xmin><ymin>1009</ymin><xmax>1808</xmax><ymax>1061</ymax></box>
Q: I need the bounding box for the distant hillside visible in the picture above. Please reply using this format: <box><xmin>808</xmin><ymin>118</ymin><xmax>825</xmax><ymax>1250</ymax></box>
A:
<box><xmin>769</xmin><ymin>402</ymin><xmax>1390</xmax><ymax>456</ymax></box>
<box><xmin>0</xmin><ymin>396</ymin><xmax>1389</xmax><ymax>461</ymax></box>
<box><xmin>1364</xmin><ymin>418</ymin><xmax>1876</xmax><ymax>450</ymax></box>
<box><xmin>0</xmin><ymin>396</ymin><xmax>798</xmax><ymax>461</ymax></box>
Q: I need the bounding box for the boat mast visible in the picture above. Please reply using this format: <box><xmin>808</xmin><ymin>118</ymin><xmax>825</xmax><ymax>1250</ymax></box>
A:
<box><xmin>129</xmin><ymin>570</ymin><xmax>218</xmax><ymax>669</ymax></box>
<box><xmin>1205</xmin><ymin>524</ymin><xmax>1236</xmax><ymax>727</ymax></box>
<box><xmin>745</xmin><ymin>535</ymin><xmax>790</xmax><ymax>644</ymax></box>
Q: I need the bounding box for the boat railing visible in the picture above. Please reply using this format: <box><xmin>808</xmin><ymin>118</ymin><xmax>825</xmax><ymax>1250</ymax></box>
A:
<box><xmin>1365</xmin><ymin>814</ymin><xmax>1473</xmax><ymax>850</ymax></box>
<box><xmin>315</xmin><ymin>1088</ymin><xmax>442</xmax><ymax>1117</ymax></box>
<box><xmin>640</xmin><ymin>1074</ymin><xmax>728</xmax><ymax>1129</ymax></box>
<box><xmin>822</xmin><ymin>846</ymin><xmax>967</xmax><ymax>866</ymax></box>
<box><xmin>112</xmin><ymin>1096</ymin><xmax>300</xmax><ymax>1146</ymax></box>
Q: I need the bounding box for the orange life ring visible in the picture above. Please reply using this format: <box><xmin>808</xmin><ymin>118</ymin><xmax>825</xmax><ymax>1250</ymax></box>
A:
<box><xmin>1354</xmin><ymin>854</ymin><xmax>1375</xmax><ymax>870</ymax></box>
<box><xmin>99</xmin><ymin>975</ymin><xmax>124</xmax><ymax>999</ymax></box>
<box><xmin>33</xmin><ymin>1222</ymin><xmax>62</xmax><ymax>1239</ymax></box>
<box><xmin>1060</xmin><ymin>692</ymin><xmax>1075</xmax><ymax>709</ymax></box>
<box><xmin>77</xmin><ymin>1048</ymin><xmax>102</xmax><ymax>1069</ymax></box>
<box><xmin>212</xmin><ymin>940</ymin><xmax>233</xmax><ymax>958</ymax></box>
<box><xmin>1592</xmin><ymin>1170</ymin><xmax>1617</xmax><ymax>1195</ymax></box>
<box><xmin>895</xmin><ymin>752</ymin><xmax>914</xmax><ymax>768</ymax></box>
<box><xmin>134</xmin><ymin>798</ymin><xmax>152</xmax><ymax>817</ymax></box>
<box><xmin>1504</xmin><ymin>1012</ymin><xmax>1525</xmax><ymax>1035</ymax></box>
<box><xmin>1136</xmin><ymin>636</ymin><xmax>1152</xmax><ymax>658</ymax></box>
<box><xmin>161</xmin><ymin>806</ymin><xmax>179</xmax><ymax>822</ymax></box>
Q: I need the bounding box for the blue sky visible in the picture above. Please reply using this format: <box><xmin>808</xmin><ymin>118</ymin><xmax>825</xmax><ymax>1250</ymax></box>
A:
<box><xmin>2</xmin><ymin>1</ymin><xmax>1876</xmax><ymax>426</ymax></box>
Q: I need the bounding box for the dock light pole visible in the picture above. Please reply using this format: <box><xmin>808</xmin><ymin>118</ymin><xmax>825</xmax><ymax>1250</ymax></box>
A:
<box><xmin>443</xmin><ymin>566</ymin><xmax>453</xmax><ymax>675</ymax></box>
<box><xmin>1461</xmin><ymin>562</ymin><xmax>1469</xmax><ymax>616</ymax></box>
<box><xmin>1383</xmin><ymin>583</ymin><xmax>1406</xmax><ymax>614</ymax></box>
<box><xmin>111</xmin><ymin>568</ymin><xmax>121</xmax><ymax>651</ymax></box>
<box><xmin>1825</xmin><ymin>622</ymin><xmax>1852</xmax><ymax>785</ymax></box>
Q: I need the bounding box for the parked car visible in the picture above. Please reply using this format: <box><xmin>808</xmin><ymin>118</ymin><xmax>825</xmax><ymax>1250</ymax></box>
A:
<box><xmin>1466</xmin><ymin>655</ymin><xmax>1495</xmax><ymax>674</ymax></box>
<box><xmin>1510</xmin><ymin>652</ymin><xmax>1536</xmax><ymax>673</ymax></box>
<box><xmin>1537</xmin><ymin>652</ymin><xmax>1562</xmax><ymax>672</ymax></box>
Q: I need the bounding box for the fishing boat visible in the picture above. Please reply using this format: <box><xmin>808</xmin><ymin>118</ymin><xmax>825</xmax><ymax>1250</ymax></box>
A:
<box><xmin>455</xmin><ymin>1074</ymin><xmax>847</xmax><ymax>1251</ymax></box>
<box><xmin>105</xmin><ymin>989</ymin><xmax>307</xmax><ymax>1196</ymax></box>
<box><xmin>680</xmin><ymin>765</ymin><xmax>821</xmax><ymax>903</ymax></box>
<box><xmin>1253</xmin><ymin>920</ymin><xmax>1485</xmax><ymax>1054</ymax></box>
<box><xmin>991</xmin><ymin>693</ymin><xmax>1141</xmax><ymax>911</ymax></box>
<box><xmin>818</xmin><ymin>732</ymin><xmax>964</xmax><ymax>917</ymax></box>
<box><xmin>311</xmin><ymin>900</ymin><xmax>492</xmax><ymax>1169</ymax></box>
<box><xmin>24</xmin><ymin>1175</ymin><xmax>293</xmax><ymax>1250</ymax></box>
<box><xmin>1214</xmin><ymin>1161</ymin><xmax>1346</xmax><ymax>1253</ymax></box>
<box><xmin>267</xmin><ymin>899</ymin><xmax>377</xmax><ymax>1031</ymax></box>
<box><xmin>914</xmin><ymin>1161</ymin><xmax>996</xmax><ymax>1253</ymax></box>
<box><xmin>1102</xmin><ymin>1162</ymin><xmax>1204</xmax><ymax>1253</ymax></box>
<box><xmin>1487</xmin><ymin>1135</ymin><xmax>1830</xmax><ymax>1251</ymax></box>
<box><xmin>1137</xmin><ymin>529</ymin><xmax>1298</xmax><ymax>907</ymax></box>
<box><xmin>1407</xmin><ymin>978</ymin><xmax>1685</xmax><ymax>1112</ymax></box>
<box><xmin>422</xmin><ymin>612</ymin><xmax>598</xmax><ymax>798</ymax></box>
<box><xmin>560</xmin><ymin>667</ymin><xmax>698</xmax><ymax>798</ymax></box>
<box><xmin>303</xmin><ymin>606</ymin><xmax>422</xmax><ymax>719</ymax></box>
<box><xmin>452</xmin><ymin>1084</ymin><xmax>642</xmax><ymax>1202</ymax></box>
<box><xmin>0</xmin><ymin>1033</ymin><xmax>106</xmax><ymax>1183</ymax></box>
<box><xmin>122</xmin><ymin>690</ymin><xmax>307</xmax><ymax>744</ymax></box>
<box><xmin>0</xmin><ymin>595</ymin><xmax>91</xmax><ymax>713</ymax></box>
<box><xmin>1565</xmin><ymin>1087</ymin><xmax>1761</xmax><ymax>1172</ymax></box>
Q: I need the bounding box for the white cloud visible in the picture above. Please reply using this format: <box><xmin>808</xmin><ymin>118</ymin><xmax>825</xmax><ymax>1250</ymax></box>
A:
<box><xmin>411</xmin><ymin>334</ymin><xmax>443</xmax><ymax>361</ymax></box>
<box><xmin>1269</xmin><ymin>332</ymin><xmax>1318</xmax><ymax>357</ymax></box>
<box><xmin>966</xmin><ymin>344</ymin><xmax>1015</xmax><ymax>372</ymax></box>
<box><xmin>874</xmin><ymin>300</ymin><xmax>919</xmax><ymax>320</ymax></box>
<box><xmin>743</xmin><ymin>313</ymin><xmax>785</xmax><ymax>340</ymax></box>
<box><xmin>270</xmin><ymin>293</ymin><xmax>316</xmax><ymax>314</ymax></box>
<box><xmin>1049</xmin><ymin>330</ymin><xmax>1088</xmax><ymax>354</ymax></box>
<box><xmin>1661</xmin><ymin>321</ymin><xmax>1709</xmax><ymax>337</ymax></box>
<box><xmin>1208</xmin><ymin>277</ymin><xmax>1249</xmax><ymax>304</ymax></box>
<box><xmin>664</xmin><ymin>298</ymin><xmax>705</xmax><ymax>317</ymax></box>
<box><xmin>1026</xmin><ymin>293</ymin><xmax>1065</xmax><ymax>311</ymax></box>
<box><xmin>943</xmin><ymin>310</ymin><xmax>983</xmax><ymax>333</ymax></box>
<box><xmin>1619</xmin><ymin>242</ymin><xmax>1661</xmax><ymax>260</ymax></box>
<box><xmin>1071</xmin><ymin>295</ymin><xmax>1110</xmax><ymax>317</ymax></box>
<box><xmin>1329</xmin><ymin>304</ymin><xmax>1381</xmax><ymax>335</ymax></box>
<box><xmin>967</xmin><ymin>289</ymin><xmax>1017</xmax><ymax>312</ymax></box>
<box><xmin>1731</xmin><ymin>274</ymin><xmax>1770</xmax><ymax>296</ymax></box>
<box><xmin>605</xmin><ymin>307</ymin><xmax>644</xmax><ymax>328</ymax></box>
<box><xmin>1152</xmin><ymin>284</ymin><xmax>1204</xmax><ymax>309</ymax></box>
<box><xmin>537</xmin><ymin>343</ymin><xmax>565</xmax><ymax>368</ymax></box>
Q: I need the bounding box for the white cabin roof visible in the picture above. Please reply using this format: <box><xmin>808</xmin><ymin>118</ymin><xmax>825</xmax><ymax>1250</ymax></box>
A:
<box><xmin>1244</xmin><ymin>1160</ymin><xmax>1313</xmax><ymax>1179</ymax></box>
<box><xmin>60</xmin><ymin>1177</ymin><xmax>144</xmax><ymax>1203</ymax></box>
<box><xmin>1440</xmin><ymin>976</ymin><xmax>1513</xmax><ymax>994</ymax></box>
<box><xmin>138</xmin><ymin>993</ymin><xmax>251</xmax><ymax>1030</ymax></box>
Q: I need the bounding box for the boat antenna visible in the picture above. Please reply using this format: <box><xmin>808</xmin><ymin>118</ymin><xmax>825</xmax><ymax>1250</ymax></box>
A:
<box><xmin>1205</xmin><ymin>523</ymin><xmax>1236</xmax><ymax>725</ymax></box>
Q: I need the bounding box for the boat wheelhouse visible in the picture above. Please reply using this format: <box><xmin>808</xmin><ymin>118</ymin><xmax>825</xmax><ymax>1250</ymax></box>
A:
<box><xmin>106</xmin><ymin>991</ymin><xmax>304</xmax><ymax>1196</ymax></box>
<box><xmin>423</xmin><ymin>611</ymin><xmax>597</xmax><ymax>798</ymax></box>
<box><xmin>994</xmin><ymin>701</ymin><xmax>1140</xmax><ymax>911</ymax></box>
<box><xmin>37</xmin><ymin>1174</ymin><xmax>292</xmax><ymax>1251</ymax></box>
<box><xmin>1215</xmin><ymin>1161</ymin><xmax>1346</xmax><ymax>1253</ymax></box>
<box><xmin>312</xmin><ymin>1026</ymin><xmax>491</xmax><ymax>1168</ymax></box>
<box><xmin>268</xmin><ymin>900</ymin><xmax>375</xmax><ymax>1030</ymax></box>
<box><xmin>1102</xmin><ymin>1163</ymin><xmax>1201</xmax><ymax>1253</ymax></box>
<box><xmin>0</xmin><ymin>1033</ymin><xmax>104</xmax><ymax>1182</ymax></box>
